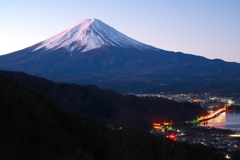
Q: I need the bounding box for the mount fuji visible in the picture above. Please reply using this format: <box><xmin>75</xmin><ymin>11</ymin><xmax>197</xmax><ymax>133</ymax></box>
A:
<box><xmin>33</xmin><ymin>18</ymin><xmax>156</xmax><ymax>53</ymax></box>
<box><xmin>1</xmin><ymin>18</ymin><xmax>240</xmax><ymax>93</ymax></box>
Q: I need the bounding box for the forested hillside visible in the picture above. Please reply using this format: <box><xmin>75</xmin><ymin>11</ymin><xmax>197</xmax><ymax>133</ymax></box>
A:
<box><xmin>0</xmin><ymin>70</ymin><xmax>207</xmax><ymax>130</ymax></box>
<box><xmin>0</xmin><ymin>76</ymin><xmax>227</xmax><ymax>159</ymax></box>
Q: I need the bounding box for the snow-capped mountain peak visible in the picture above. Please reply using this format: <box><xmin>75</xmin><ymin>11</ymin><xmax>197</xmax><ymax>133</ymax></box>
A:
<box><xmin>33</xmin><ymin>18</ymin><xmax>156</xmax><ymax>52</ymax></box>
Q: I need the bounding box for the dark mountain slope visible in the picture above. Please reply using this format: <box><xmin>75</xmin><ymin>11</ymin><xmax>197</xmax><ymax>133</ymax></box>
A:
<box><xmin>0</xmin><ymin>75</ymin><xmax>108</xmax><ymax>160</ymax></box>
<box><xmin>1</xmin><ymin>47</ymin><xmax>240</xmax><ymax>93</ymax></box>
<box><xmin>0</xmin><ymin>76</ymin><xmax>227</xmax><ymax>160</ymax></box>
<box><xmin>0</xmin><ymin>70</ymin><xmax>206</xmax><ymax>130</ymax></box>
<box><xmin>2</xmin><ymin>46</ymin><xmax>240</xmax><ymax>79</ymax></box>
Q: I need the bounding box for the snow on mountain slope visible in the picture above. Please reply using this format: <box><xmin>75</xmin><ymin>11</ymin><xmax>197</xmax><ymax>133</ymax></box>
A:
<box><xmin>33</xmin><ymin>18</ymin><xmax>157</xmax><ymax>53</ymax></box>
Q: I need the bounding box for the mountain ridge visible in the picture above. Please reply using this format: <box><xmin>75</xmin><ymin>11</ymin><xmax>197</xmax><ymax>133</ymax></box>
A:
<box><xmin>0</xmin><ymin>18</ymin><xmax>240</xmax><ymax>93</ymax></box>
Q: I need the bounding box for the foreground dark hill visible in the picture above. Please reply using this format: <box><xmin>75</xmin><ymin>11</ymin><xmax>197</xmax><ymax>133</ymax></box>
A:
<box><xmin>0</xmin><ymin>76</ymin><xmax>227</xmax><ymax>160</ymax></box>
<box><xmin>0</xmin><ymin>19</ymin><xmax>240</xmax><ymax>93</ymax></box>
<box><xmin>0</xmin><ymin>70</ymin><xmax>206</xmax><ymax>130</ymax></box>
<box><xmin>0</xmin><ymin>76</ymin><xmax>108</xmax><ymax>159</ymax></box>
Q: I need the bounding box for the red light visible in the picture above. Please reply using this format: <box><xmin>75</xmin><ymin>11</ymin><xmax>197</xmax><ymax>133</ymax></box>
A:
<box><xmin>167</xmin><ymin>133</ymin><xmax>177</xmax><ymax>141</ymax></box>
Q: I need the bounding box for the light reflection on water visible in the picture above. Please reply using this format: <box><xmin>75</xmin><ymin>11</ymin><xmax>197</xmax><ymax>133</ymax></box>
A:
<box><xmin>203</xmin><ymin>112</ymin><xmax>240</xmax><ymax>130</ymax></box>
<box><xmin>207</xmin><ymin>112</ymin><xmax>226</xmax><ymax>128</ymax></box>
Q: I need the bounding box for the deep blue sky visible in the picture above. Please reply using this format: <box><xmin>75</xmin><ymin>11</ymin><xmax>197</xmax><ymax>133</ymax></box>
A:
<box><xmin>1</xmin><ymin>0</ymin><xmax>240</xmax><ymax>62</ymax></box>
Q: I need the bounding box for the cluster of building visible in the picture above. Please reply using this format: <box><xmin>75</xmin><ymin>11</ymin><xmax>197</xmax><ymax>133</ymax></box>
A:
<box><xmin>180</xmin><ymin>126</ymin><xmax>240</xmax><ymax>159</ymax></box>
<box><xmin>135</xmin><ymin>93</ymin><xmax>240</xmax><ymax>110</ymax></box>
<box><xmin>136</xmin><ymin>92</ymin><xmax>240</xmax><ymax>158</ymax></box>
<box><xmin>150</xmin><ymin>124</ymin><xmax>240</xmax><ymax>159</ymax></box>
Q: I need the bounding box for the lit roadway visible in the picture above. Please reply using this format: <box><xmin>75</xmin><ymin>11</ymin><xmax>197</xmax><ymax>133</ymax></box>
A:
<box><xmin>197</xmin><ymin>107</ymin><xmax>227</xmax><ymax>122</ymax></box>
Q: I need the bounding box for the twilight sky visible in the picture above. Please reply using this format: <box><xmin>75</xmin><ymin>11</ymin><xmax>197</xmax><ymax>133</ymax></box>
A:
<box><xmin>1</xmin><ymin>0</ymin><xmax>240</xmax><ymax>62</ymax></box>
